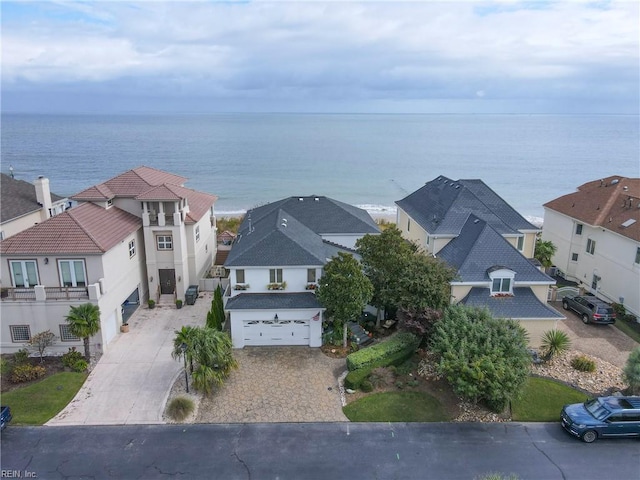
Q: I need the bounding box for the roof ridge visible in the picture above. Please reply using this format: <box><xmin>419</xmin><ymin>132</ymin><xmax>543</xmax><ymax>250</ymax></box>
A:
<box><xmin>595</xmin><ymin>181</ymin><xmax>625</xmax><ymax>225</ymax></box>
<box><xmin>68</xmin><ymin>205</ymin><xmax>107</xmax><ymax>252</ymax></box>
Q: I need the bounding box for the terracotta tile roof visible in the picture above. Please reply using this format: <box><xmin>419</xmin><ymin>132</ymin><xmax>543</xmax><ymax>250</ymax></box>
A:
<box><xmin>1</xmin><ymin>174</ymin><xmax>66</xmax><ymax>223</ymax></box>
<box><xmin>544</xmin><ymin>176</ymin><xmax>640</xmax><ymax>242</ymax></box>
<box><xmin>72</xmin><ymin>166</ymin><xmax>187</xmax><ymax>200</ymax></box>
<box><xmin>0</xmin><ymin>203</ymin><xmax>141</xmax><ymax>255</ymax></box>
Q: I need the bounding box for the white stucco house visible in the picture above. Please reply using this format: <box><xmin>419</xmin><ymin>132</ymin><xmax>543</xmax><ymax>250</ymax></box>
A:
<box><xmin>0</xmin><ymin>173</ymin><xmax>69</xmax><ymax>240</ymax></box>
<box><xmin>0</xmin><ymin>166</ymin><xmax>218</xmax><ymax>354</ymax></box>
<box><xmin>542</xmin><ymin>175</ymin><xmax>640</xmax><ymax>317</ymax></box>
<box><xmin>224</xmin><ymin>196</ymin><xmax>380</xmax><ymax>348</ymax></box>
<box><xmin>396</xmin><ymin>176</ymin><xmax>561</xmax><ymax>347</ymax></box>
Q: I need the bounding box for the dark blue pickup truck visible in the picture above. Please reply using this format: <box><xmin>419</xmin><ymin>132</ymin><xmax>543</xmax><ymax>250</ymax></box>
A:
<box><xmin>1</xmin><ymin>405</ymin><xmax>12</xmax><ymax>430</ymax></box>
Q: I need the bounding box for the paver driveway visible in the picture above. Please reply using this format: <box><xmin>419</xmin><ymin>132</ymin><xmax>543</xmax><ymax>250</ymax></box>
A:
<box><xmin>195</xmin><ymin>347</ymin><xmax>348</xmax><ymax>423</ymax></box>
<box><xmin>47</xmin><ymin>294</ymin><xmax>210</xmax><ymax>426</ymax></box>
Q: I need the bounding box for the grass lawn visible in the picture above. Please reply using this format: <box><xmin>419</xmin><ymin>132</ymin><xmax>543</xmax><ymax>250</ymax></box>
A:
<box><xmin>343</xmin><ymin>391</ymin><xmax>450</xmax><ymax>422</ymax></box>
<box><xmin>2</xmin><ymin>372</ymin><xmax>87</xmax><ymax>425</ymax></box>
<box><xmin>511</xmin><ymin>377</ymin><xmax>589</xmax><ymax>422</ymax></box>
<box><xmin>614</xmin><ymin>320</ymin><xmax>640</xmax><ymax>344</ymax></box>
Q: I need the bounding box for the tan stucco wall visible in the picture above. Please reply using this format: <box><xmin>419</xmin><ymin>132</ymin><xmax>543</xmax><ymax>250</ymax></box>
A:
<box><xmin>397</xmin><ymin>208</ymin><xmax>428</xmax><ymax>250</ymax></box>
<box><xmin>520</xmin><ymin>319</ymin><xmax>559</xmax><ymax>349</ymax></box>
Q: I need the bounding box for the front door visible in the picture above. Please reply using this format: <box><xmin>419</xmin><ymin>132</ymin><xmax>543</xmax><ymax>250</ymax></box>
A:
<box><xmin>159</xmin><ymin>269</ymin><xmax>176</xmax><ymax>294</ymax></box>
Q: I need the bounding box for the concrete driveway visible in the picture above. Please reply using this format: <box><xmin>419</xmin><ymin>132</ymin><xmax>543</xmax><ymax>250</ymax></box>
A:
<box><xmin>47</xmin><ymin>294</ymin><xmax>211</xmax><ymax>426</ymax></box>
<box><xmin>552</xmin><ymin>301</ymin><xmax>638</xmax><ymax>368</ymax></box>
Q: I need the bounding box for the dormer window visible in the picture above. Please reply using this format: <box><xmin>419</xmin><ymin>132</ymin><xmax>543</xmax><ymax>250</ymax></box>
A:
<box><xmin>488</xmin><ymin>267</ymin><xmax>515</xmax><ymax>296</ymax></box>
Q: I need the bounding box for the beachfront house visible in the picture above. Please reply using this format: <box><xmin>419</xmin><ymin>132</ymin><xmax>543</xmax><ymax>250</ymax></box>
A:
<box><xmin>542</xmin><ymin>175</ymin><xmax>640</xmax><ymax>317</ymax></box>
<box><xmin>224</xmin><ymin>196</ymin><xmax>380</xmax><ymax>348</ymax></box>
<box><xmin>0</xmin><ymin>173</ymin><xmax>69</xmax><ymax>240</ymax></box>
<box><xmin>0</xmin><ymin>166</ymin><xmax>218</xmax><ymax>354</ymax></box>
<box><xmin>396</xmin><ymin>176</ymin><xmax>561</xmax><ymax>347</ymax></box>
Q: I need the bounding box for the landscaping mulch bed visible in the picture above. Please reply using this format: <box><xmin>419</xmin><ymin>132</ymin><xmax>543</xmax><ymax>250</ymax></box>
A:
<box><xmin>1</xmin><ymin>355</ymin><xmax>67</xmax><ymax>393</ymax></box>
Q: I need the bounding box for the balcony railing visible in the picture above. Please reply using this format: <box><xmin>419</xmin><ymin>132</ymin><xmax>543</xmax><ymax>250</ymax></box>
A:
<box><xmin>1</xmin><ymin>286</ymin><xmax>89</xmax><ymax>301</ymax></box>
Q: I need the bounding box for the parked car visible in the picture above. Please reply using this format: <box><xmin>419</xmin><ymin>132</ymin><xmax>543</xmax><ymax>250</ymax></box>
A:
<box><xmin>562</xmin><ymin>295</ymin><xmax>616</xmax><ymax>324</ymax></box>
<box><xmin>1</xmin><ymin>406</ymin><xmax>12</xmax><ymax>430</ymax></box>
<box><xmin>561</xmin><ymin>396</ymin><xmax>640</xmax><ymax>443</ymax></box>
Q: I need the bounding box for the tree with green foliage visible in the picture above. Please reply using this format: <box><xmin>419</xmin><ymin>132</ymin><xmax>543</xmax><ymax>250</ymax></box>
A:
<box><xmin>623</xmin><ymin>346</ymin><xmax>640</xmax><ymax>395</ymax></box>
<box><xmin>356</xmin><ymin>226</ymin><xmax>418</xmax><ymax>327</ymax></box>
<box><xmin>430</xmin><ymin>305</ymin><xmax>531</xmax><ymax>412</ymax></box>
<box><xmin>317</xmin><ymin>252</ymin><xmax>374</xmax><ymax>348</ymax></box>
<box><xmin>396</xmin><ymin>253</ymin><xmax>455</xmax><ymax>311</ymax></box>
<box><xmin>172</xmin><ymin>326</ymin><xmax>238</xmax><ymax>394</ymax></box>
<box><xmin>65</xmin><ymin>303</ymin><xmax>101</xmax><ymax>360</ymax></box>
<box><xmin>27</xmin><ymin>330</ymin><xmax>57</xmax><ymax>363</ymax></box>
<box><xmin>534</xmin><ymin>236</ymin><xmax>557</xmax><ymax>269</ymax></box>
<box><xmin>206</xmin><ymin>285</ymin><xmax>225</xmax><ymax>331</ymax></box>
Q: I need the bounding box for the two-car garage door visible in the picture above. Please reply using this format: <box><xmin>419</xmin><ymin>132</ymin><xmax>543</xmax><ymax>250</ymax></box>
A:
<box><xmin>243</xmin><ymin>319</ymin><xmax>310</xmax><ymax>346</ymax></box>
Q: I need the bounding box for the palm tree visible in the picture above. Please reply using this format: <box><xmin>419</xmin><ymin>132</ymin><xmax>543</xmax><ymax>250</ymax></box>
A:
<box><xmin>65</xmin><ymin>303</ymin><xmax>101</xmax><ymax>360</ymax></box>
<box><xmin>534</xmin><ymin>237</ymin><xmax>557</xmax><ymax>269</ymax></box>
<box><xmin>172</xmin><ymin>326</ymin><xmax>198</xmax><ymax>373</ymax></box>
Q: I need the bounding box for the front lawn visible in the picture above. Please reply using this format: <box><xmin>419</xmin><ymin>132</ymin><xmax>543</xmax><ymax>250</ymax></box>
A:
<box><xmin>511</xmin><ymin>377</ymin><xmax>588</xmax><ymax>422</ymax></box>
<box><xmin>2</xmin><ymin>372</ymin><xmax>87</xmax><ymax>425</ymax></box>
<box><xmin>614</xmin><ymin>319</ymin><xmax>640</xmax><ymax>344</ymax></box>
<box><xmin>343</xmin><ymin>391</ymin><xmax>450</xmax><ymax>422</ymax></box>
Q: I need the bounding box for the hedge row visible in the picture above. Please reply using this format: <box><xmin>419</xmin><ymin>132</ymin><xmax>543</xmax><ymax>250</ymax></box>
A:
<box><xmin>344</xmin><ymin>347</ymin><xmax>416</xmax><ymax>390</ymax></box>
<box><xmin>346</xmin><ymin>332</ymin><xmax>419</xmax><ymax>371</ymax></box>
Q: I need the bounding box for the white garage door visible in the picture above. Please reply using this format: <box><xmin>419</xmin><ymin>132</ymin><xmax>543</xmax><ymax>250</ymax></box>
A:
<box><xmin>243</xmin><ymin>319</ymin><xmax>310</xmax><ymax>346</ymax></box>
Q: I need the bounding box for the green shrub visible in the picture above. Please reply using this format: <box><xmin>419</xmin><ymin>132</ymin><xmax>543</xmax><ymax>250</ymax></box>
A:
<box><xmin>570</xmin><ymin>355</ymin><xmax>596</xmax><ymax>372</ymax></box>
<box><xmin>72</xmin><ymin>359</ymin><xmax>88</xmax><ymax>372</ymax></box>
<box><xmin>540</xmin><ymin>329</ymin><xmax>571</xmax><ymax>360</ymax></box>
<box><xmin>166</xmin><ymin>396</ymin><xmax>195</xmax><ymax>421</ymax></box>
<box><xmin>407</xmin><ymin>379</ymin><xmax>419</xmax><ymax>387</ymax></box>
<box><xmin>395</xmin><ymin>381</ymin><xmax>404</xmax><ymax>389</ymax></box>
<box><xmin>345</xmin><ymin>368</ymin><xmax>372</xmax><ymax>390</ymax></box>
<box><xmin>344</xmin><ymin>347</ymin><xmax>417</xmax><ymax>389</ymax></box>
<box><xmin>360</xmin><ymin>380</ymin><xmax>374</xmax><ymax>392</ymax></box>
<box><xmin>346</xmin><ymin>333</ymin><xmax>418</xmax><ymax>371</ymax></box>
<box><xmin>0</xmin><ymin>358</ymin><xmax>10</xmax><ymax>376</ymax></box>
<box><xmin>10</xmin><ymin>364</ymin><xmax>46</xmax><ymax>383</ymax></box>
<box><xmin>13</xmin><ymin>348</ymin><xmax>30</xmax><ymax>365</ymax></box>
<box><xmin>623</xmin><ymin>346</ymin><xmax>640</xmax><ymax>395</ymax></box>
<box><xmin>61</xmin><ymin>349</ymin><xmax>84</xmax><ymax>368</ymax></box>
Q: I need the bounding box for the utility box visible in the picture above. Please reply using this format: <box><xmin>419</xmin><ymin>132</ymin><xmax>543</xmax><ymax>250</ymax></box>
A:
<box><xmin>185</xmin><ymin>285</ymin><xmax>199</xmax><ymax>305</ymax></box>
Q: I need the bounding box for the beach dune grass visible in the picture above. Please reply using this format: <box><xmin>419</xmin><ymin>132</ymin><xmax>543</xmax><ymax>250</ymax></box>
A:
<box><xmin>2</xmin><ymin>372</ymin><xmax>87</xmax><ymax>425</ymax></box>
<box><xmin>511</xmin><ymin>377</ymin><xmax>589</xmax><ymax>422</ymax></box>
<box><xmin>343</xmin><ymin>391</ymin><xmax>450</xmax><ymax>422</ymax></box>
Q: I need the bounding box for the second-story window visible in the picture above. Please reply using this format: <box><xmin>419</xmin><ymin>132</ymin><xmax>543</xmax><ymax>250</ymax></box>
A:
<box><xmin>575</xmin><ymin>223</ymin><xmax>583</xmax><ymax>235</ymax></box>
<box><xmin>635</xmin><ymin>247</ymin><xmax>640</xmax><ymax>265</ymax></box>
<box><xmin>491</xmin><ymin>278</ymin><xmax>512</xmax><ymax>294</ymax></box>
<box><xmin>59</xmin><ymin>260</ymin><xmax>87</xmax><ymax>287</ymax></box>
<box><xmin>157</xmin><ymin>235</ymin><xmax>173</xmax><ymax>250</ymax></box>
<box><xmin>236</xmin><ymin>269</ymin><xmax>245</xmax><ymax>284</ymax></box>
<box><xmin>195</xmin><ymin>226</ymin><xmax>200</xmax><ymax>243</ymax></box>
<box><xmin>586</xmin><ymin>238</ymin><xmax>596</xmax><ymax>255</ymax></box>
<box><xmin>9</xmin><ymin>260</ymin><xmax>39</xmax><ymax>288</ymax></box>
<box><xmin>517</xmin><ymin>236</ymin><xmax>524</xmax><ymax>251</ymax></box>
<box><xmin>307</xmin><ymin>269</ymin><xmax>316</xmax><ymax>283</ymax></box>
<box><xmin>270</xmin><ymin>268</ymin><xmax>283</xmax><ymax>283</ymax></box>
<box><xmin>129</xmin><ymin>240</ymin><xmax>136</xmax><ymax>258</ymax></box>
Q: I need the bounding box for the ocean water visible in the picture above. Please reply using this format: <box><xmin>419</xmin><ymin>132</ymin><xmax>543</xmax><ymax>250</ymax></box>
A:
<box><xmin>1</xmin><ymin>113</ymin><xmax>638</xmax><ymax>223</ymax></box>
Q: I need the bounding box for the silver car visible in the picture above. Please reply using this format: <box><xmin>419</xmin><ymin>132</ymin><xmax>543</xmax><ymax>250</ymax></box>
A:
<box><xmin>562</xmin><ymin>295</ymin><xmax>616</xmax><ymax>324</ymax></box>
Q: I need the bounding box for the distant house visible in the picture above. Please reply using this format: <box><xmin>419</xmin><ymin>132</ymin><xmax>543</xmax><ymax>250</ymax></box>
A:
<box><xmin>217</xmin><ymin>230</ymin><xmax>236</xmax><ymax>246</ymax></box>
<box><xmin>396</xmin><ymin>176</ymin><xmax>560</xmax><ymax>347</ymax></box>
<box><xmin>0</xmin><ymin>174</ymin><xmax>69</xmax><ymax>240</ymax></box>
<box><xmin>543</xmin><ymin>176</ymin><xmax>640</xmax><ymax>317</ymax></box>
<box><xmin>0</xmin><ymin>166</ymin><xmax>218</xmax><ymax>354</ymax></box>
<box><xmin>224</xmin><ymin>195</ymin><xmax>379</xmax><ymax>348</ymax></box>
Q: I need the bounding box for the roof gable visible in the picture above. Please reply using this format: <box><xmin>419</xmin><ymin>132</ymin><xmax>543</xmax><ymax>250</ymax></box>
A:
<box><xmin>396</xmin><ymin>176</ymin><xmax>537</xmax><ymax>235</ymax></box>
<box><xmin>438</xmin><ymin>215</ymin><xmax>552</xmax><ymax>283</ymax></box>
<box><xmin>544</xmin><ymin>176</ymin><xmax>640</xmax><ymax>242</ymax></box>
<box><xmin>0</xmin><ymin>203</ymin><xmax>141</xmax><ymax>255</ymax></box>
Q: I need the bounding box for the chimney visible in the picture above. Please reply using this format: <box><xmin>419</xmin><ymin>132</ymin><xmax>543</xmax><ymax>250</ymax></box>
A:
<box><xmin>34</xmin><ymin>176</ymin><xmax>52</xmax><ymax>219</ymax></box>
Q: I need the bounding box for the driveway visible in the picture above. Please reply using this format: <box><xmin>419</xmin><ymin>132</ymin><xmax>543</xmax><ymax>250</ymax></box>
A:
<box><xmin>47</xmin><ymin>294</ymin><xmax>211</xmax><ymax>425</ymax></box>
<box><xmin>552</xmin><ymin>301</ymin><xmax>638</xmax><ymax>368</ymax></box>
<box><xmin>195</xmin><ymin>347</ymin><xmax>348</xmax><ymax>423</ymax></box>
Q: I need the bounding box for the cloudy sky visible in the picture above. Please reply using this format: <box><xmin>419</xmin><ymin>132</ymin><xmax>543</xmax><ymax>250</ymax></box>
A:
<box><xmin>2</xmin><ymin>1</ymin><xmax>638</xmax><ymax>114</ymax></box>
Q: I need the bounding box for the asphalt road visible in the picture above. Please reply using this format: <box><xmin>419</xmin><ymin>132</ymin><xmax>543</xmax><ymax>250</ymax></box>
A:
<box><xmin>1</xmin><ymin>422</ymin><xmax>638</xmax><ymax>480</ymax></box>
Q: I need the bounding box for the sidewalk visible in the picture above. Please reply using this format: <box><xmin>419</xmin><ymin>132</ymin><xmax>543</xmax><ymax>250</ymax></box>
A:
<box><xmin>47</xmin><ymin>293</ymin><xmax>211</xmax><ymax>426</ymax></box>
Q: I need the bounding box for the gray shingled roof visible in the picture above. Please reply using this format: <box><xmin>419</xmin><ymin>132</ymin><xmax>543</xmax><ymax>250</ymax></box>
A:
<box><xmin>225</xmin><ymin>196</ymin><xmax>376</xmax><ymax>267</ymax></box>
<box><xmin>460</xmin><ymin>287</ymin><xmax>565</xmax><ymax>320</ymax></box>
<box><xmin>395</xmin><ymin>176</ymin><xmax>538</xmax><ymax>236</ymax></box>
<box><xmin>1</xmin><ymin>174</ymin><xmax>66</xmax><ymax>224</ymax></box>
<box><xmin>225</xmin><ymin>292</ymin><xmax>322</xmax><ymax>310</ymax></box>
<box><xmin>438</xmin><ymin>215</ymin><xmax>553</xmax><ymax>283</ymax></box>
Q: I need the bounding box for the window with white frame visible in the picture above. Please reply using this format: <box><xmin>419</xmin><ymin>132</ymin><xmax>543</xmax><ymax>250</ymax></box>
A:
<box><xmin>586</xmin><ymin>238</ymin><xmax>596</xmax><ymax>255</ymax></box>
<box><xmin>270</xmin><ymin>268</ymin><xmax>283</xmax><ymax>283</ymax></box>
<box><xmin>517</xmin><ymin>236</ymin><xmax>524</xmax><ymax>251</ymax></box>
<box><xmin>195</xmin><ymin>226</ymin><xmax>200</xmax><ymax>243</ymax></box>
<box><xmin>157</xmin><ymin>235</ymin><xmax>173</xmax><ymax>250</ymax></box>
<box><xmin>236</xmin><ymin>269</ymin><xmax>245</xmax><ymax>284</ymax></box>
<box><xmin>307</xmin><ymin>269</ymin><xmax>316</xmax><ymax>283</ymax></box>
<box><xmin>59</xmin><ymin>324</ymin><xmax>80</xmax><ymax>342</ymax></box>
<box><xmin>10</xmin><ymin>325</ymin><xmax>31</xmax><ymax>342</ymax></box>
<box><xmin>488</xmin><ymin>267</ymin><xmax>515</xmax><ymax>296</ymax></box>
<box><xmin>9</xmin><ymin>260</ymin><xmax>39</xmax><ymax>287</ymax></box>
<box><xmin>59</xmin><ymin>260</ymin><xmax>87</xmax><ymax>287</ymax></box>
<box><xmin>575</xmin><ymin>223</ymin><xmax>583</xmax><ymax>235</ymax></box>
<box><xmin>129</xmin><ymin>239</ymin><xmax>136</xmax><ymax>258</ymax></box>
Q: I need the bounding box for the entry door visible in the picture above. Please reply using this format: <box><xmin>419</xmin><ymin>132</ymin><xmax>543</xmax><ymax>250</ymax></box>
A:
<box><xmin>159</xmin><ymin>269</ymin><xmax>176</xmax><ymax>294</ymax></box>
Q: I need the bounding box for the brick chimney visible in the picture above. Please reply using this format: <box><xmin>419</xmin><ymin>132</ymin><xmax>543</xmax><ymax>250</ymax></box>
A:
<box><xmin>34</xmin><ymin>176</ymin><xmax>52</xmax><ymax>219</ymax></box>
